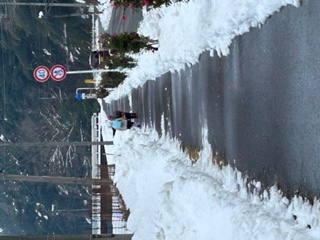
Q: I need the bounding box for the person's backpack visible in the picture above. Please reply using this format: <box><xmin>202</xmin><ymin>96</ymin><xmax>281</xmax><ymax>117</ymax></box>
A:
<box><xmin>112</xmin><ymin>119</ymin><xmax>125</xmax><ymax>129</ymax></box>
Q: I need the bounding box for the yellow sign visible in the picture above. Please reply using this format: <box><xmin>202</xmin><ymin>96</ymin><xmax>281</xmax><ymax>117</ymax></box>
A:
<box><xmin>85</xmin><ymin>79</ymin><xmax>94</xmax><ymax>83</ymax></box>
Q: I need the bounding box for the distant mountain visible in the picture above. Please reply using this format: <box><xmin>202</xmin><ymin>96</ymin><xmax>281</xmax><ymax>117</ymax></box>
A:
<box><xmin>0</xmin><ymin>0</ymin><xmax>100</xmax><ymax>235</ymax></box>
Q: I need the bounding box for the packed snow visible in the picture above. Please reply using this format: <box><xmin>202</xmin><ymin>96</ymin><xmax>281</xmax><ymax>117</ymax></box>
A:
<box><xmin>94</xmin><ymin>0</ymin><xmax>320</xmax><ymax>239</ymax></box>
<box><xmin>100</xmin><ymin>114</ymin><xmax>320</xmax><ymax>239</ymax></box>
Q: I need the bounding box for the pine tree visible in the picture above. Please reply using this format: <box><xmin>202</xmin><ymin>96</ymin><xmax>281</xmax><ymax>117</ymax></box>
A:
<box><xmin>100</xmin><ymin>32</ymin><xmax>158</xmax><ymax>54</ymax></box>
<box><xmin>107</xmin><ymin>55</ymin><xmax>136</xmax><ymax>69</ymax></box>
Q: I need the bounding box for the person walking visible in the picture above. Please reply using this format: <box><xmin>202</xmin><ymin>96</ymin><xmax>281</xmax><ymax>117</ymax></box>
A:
<box><xmin>107</xmin><ymin>114</ymin><xmax>140</xmax><ymax>136</ymax></box>
<box><xmin>113</xmin><ymin>110</ymin><xmax>137</xmax><ymax>119</ymax></box>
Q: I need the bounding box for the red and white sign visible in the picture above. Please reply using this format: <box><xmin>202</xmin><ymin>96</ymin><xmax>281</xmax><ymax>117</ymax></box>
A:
<box><xmin>50</xmin><ymin>64</ymin><xmax>67</xmax><ymax>81</ymax></box>
<box><xmin>33</xmin><ymin>66</ymin><xmax>50</xmax><ymax>82</ymax></box>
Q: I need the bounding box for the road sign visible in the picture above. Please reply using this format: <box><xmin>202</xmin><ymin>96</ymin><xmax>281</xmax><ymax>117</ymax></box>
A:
<box><xmin>50</xmin><ymin>64</ymin><xmax>67</xmax><ymax>81</ymax></box>
<box><xmin>33</xmin><ymin>66</ymin><xmax>50</xmax><ymax>82</ymax></box>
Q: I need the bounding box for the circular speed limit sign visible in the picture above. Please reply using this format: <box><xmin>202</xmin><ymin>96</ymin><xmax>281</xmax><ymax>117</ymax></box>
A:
<box><xmin>33</xmin><ymin>66</ymin><xmax>50</xmax><ymax>82</ymax></box>
<box><xmin>50</xmin><ymin>64</ymin><xmax>67</xmax><ymax>81</ymax></box>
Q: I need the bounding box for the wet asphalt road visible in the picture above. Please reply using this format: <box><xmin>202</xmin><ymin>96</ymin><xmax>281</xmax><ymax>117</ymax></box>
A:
<box><xmin>221</xmin><ymin>1</ymin><xmax>320</xmax><ymax>198</ymax></box>
<box><xmin>103</xmin><ymin>1</ymin><xmax>320</xmax><ymax>198</ymax></box>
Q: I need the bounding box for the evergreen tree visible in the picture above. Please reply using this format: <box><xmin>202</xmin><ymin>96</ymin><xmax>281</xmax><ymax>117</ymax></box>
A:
<box><xmin>100</xmin><ymin>72</ymin><xmax>127</xmax><ymax>88</ymax></box>
<box><xmin>105</xmin><ymin>54</ymin><xmax>136</xmax><ymax>69</ymax></box>
<box><xmin>100</xmin><ymin>32</ymin><xmax>158</xmax><ymax>54</ymax></box>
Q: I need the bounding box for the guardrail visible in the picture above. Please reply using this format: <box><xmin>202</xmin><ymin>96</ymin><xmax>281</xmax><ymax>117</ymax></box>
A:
<box><xmin>91</xmin><ymin>113</ymin><xmax>101</xmax><ymax>179</ymax></box>
<box><xmin>91</xmin><ymin>112</ymin><xmax>102</xmax><ymax>234</ymax></box>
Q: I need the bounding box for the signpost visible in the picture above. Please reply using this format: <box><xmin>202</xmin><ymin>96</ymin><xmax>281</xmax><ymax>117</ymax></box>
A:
<box><xmin>50</xmin><ymin>64</ymin><xmax>67</xmax><ymax>81</ymax></box>
<box><xmin>33</xmin><ymin>64</ymin><xmax>124</xmax><ymax>83</ymax></box>
<box><xmin>33</xmin><ymin>66</ymin><xmax>50</xmax><ymax>82</ymax></box>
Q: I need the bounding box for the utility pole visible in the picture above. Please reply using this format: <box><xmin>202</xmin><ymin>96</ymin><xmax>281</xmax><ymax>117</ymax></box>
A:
<box><xmin>0</xmin><ymin>141</ymin><xmax>113</xmax><ymax>148</ymax></box>
<box><xmin>0</xmin><ymin>3</ymin><xmax>89</xmax><ymax>8</ymax></box>
<box><xmin>0</xmin><ymin>234</ymin><xmax>133</xmax><ymax>240</ymax></box>
<box><xmin>67</xmin><ymin>69</ymin><xmax>129</xmax><ymax>74</ymax></box>
<box><xmin>0</xmin><ymin>174</ymin><xmax>112</xmax><ymax>185</ymax></box>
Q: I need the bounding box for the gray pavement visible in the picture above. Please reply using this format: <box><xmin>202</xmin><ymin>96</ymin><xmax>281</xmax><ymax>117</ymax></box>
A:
<box><xmin>103</xmin><ymin>1</ymin><xmax>320</xmax><ymax>199</ymax></box>
<box><xmin>222</xmin><ymin>1</ymin><xmax>320</xmax><ymax>198</ymax></box>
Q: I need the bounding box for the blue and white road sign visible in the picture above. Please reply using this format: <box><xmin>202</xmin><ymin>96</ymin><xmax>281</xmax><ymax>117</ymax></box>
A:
<box><xmin>50</xmin><ymin>64</ymin><xmax>67</xmax><ymax>81</ymax></box>
<box><xmin>33</xmin><ymin>66</ymin><xmax>50</xmax><ymax>82</ymax></box>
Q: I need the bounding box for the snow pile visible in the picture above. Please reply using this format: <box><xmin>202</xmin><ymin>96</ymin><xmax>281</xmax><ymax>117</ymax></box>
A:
<box><xmin>100</xmin><ymin>117</ymin><xmax>320</xmax><ymax>239</ymax></box>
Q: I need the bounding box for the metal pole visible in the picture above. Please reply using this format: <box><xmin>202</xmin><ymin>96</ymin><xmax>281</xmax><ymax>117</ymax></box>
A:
<box><xmin>0</xmin><ymin>234</ymin><xmax>133</xmax><ymax>240</ymax></box>
<box><xmin>76</xmin><ymin>87</ymin><xmax>114</xmax><ymax>94</ymax></box>
<box><xmin>67</xmin><ymin>69</ymin><xmax>126</xmax><ymax>74</ymax></box>
<box><xmin>0</xmin><ymin>174</ymin><xmax>112</xmax><ymax>185</ymax></box>
<box><xmin>0</xmin><ymin>3</ymin><xmax>89</xmax><ymax>7</ymax></box>
<box><xmin>0</xmin><ymin>141</ymin><xmax>113</xmax><ymax>148</ymax></box>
